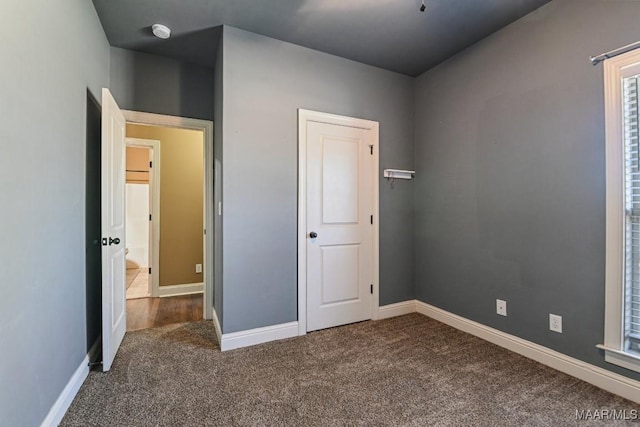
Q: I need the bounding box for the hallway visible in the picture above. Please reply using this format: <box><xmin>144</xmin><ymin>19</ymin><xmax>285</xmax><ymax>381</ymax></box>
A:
<box><xmin>126</xmin><ymin>268</ymin><xmax>149</xmax><ymax>300</ymax></box>
<box><xmin>126</xmin><ymin>295</ymin><xmax>203</xmax><ymax>331</ymax></box>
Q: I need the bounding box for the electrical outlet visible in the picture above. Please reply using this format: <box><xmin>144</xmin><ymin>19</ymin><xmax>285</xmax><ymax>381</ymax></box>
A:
<box><xmin>549</xmin><ymin>314</ymin><xmax>562</xmax><ymax>333</ymax></box>
<box><xmin>196</xmin><ymin>264</ymin><xmax>202</xmax><ymax>274</ymax></box>
<box><xmin>496</xmin><ymin>299</ymin><xmax>507</xmax><ymax>316</ymax></box>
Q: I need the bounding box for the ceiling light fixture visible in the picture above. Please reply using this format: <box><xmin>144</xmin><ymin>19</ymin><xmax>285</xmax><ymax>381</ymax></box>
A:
<box><xmin>152</xmin><ymin>24</ymin><xmax>171</xmax><ymax>39</ymax></box>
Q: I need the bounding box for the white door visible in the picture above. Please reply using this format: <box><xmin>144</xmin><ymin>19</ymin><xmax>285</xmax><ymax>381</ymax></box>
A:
<box><xmin>101</xmin><ymin>88</ymin><xmax>127</xmax><ymax>371</ymax></box>
<box><xmin>305</xmin><ymin>117</ymin><xmax>376</xmax><ymax>332</ymax></box>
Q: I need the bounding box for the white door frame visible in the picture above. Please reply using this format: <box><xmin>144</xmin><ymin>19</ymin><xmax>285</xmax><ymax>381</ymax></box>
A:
<box><xmin>125</xmin><ymin>138</ymin><xmax>161</xmax><ymax>298</ymax></box>
<box><xmin>122</xmin><ymin>110</ymin><xmax>214</xmax><ymax>320</ymax></box>
<box><xmin>297</xmin><ymin>109</ymin><xmax>380</xmax><ymax>336</ymax></box>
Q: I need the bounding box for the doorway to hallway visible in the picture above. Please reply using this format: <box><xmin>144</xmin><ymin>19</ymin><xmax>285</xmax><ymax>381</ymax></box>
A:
<box><xmin>124</xmin><ymin>123</ymin><xmax>206</xmax><ymax>332</ymax></box>
<box><xmin>125</xmin><ymin>142</ymin><xmax>154</xmax><ymax>301</ymax></box>
<box><xmin>99</xmin><ymin>89</ymin><xmax>214</xmax><ymax>370</ymax></box>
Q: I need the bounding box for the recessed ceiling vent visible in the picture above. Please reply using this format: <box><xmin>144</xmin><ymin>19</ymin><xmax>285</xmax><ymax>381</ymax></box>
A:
<box><xmin>152</xmin><ymin>24</ymin><xmax>171</xmax><ymax>40</ymax></box>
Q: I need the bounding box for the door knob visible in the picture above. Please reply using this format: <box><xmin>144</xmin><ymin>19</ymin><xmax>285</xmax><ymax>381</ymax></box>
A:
<box><xmin>309</xmin><ymin>232</ymin><xmax>318</xmax><ymax>238</ymax></box>
<box><xmin>109</xmin><ymin>237</ymin><xmax>121</xmax><ymax>245</ymax></box>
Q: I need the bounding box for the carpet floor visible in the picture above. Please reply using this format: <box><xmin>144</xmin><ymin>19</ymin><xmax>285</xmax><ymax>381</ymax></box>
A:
<box><xmin>62</xmin><ymin>314</ymin><xmax>638</xmax><ymax>426</ymax></box>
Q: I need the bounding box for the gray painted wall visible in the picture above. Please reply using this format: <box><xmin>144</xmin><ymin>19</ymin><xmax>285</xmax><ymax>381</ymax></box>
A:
<box><xmin>414</xmin><ymin>0</ymin><xmax>640</xmax><ymax>381</ymax></box>
<box><xmin>220</xmin><ymin>26</ymin><xmax>415</xmax><ymax>333</ymax></box>
<box><xmin>109</xmin><ymin>47</ymin><xmax>214</xmax><ymax>121</ymax></box>
<box><xmin>0</xmin><ymin>0</ymin><xmax>110</xmax><ymax>425</ymax></box>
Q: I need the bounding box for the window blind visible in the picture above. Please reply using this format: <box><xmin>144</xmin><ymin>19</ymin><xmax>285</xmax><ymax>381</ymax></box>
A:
<box><xmin>623</xmin><ymin>74</ymin><xmax>640</xmax><ymax>353</ymax></box>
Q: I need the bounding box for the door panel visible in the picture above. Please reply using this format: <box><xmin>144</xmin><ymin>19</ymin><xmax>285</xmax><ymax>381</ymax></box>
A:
<box><xmin>111</xmin><ymin>252</ymin><xmax>125</xmax><ymax>320</ymax></box>
<box><xmin>321</xmin><ymin>244</ymin><xmax>360</xmax><ymax>304</ymax></box>
<box><xmin>322</xmin><ymin>137</ymin><xmax>360</xmax><ymax>224</ymax></box>
<box><xmin>306</xmin><ymin>121</ymin><xmax>373</xmax><ymax>332</ymax></box>
<box><xmin>101</xmin><ymin>88</ymin><xmax>127</xmax><ymax>371</ymax></box>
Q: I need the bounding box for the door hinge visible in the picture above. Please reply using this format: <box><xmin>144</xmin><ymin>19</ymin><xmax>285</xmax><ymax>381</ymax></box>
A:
<box><xmin>149</xmin><ymin>214</ymin><xmax>152</xmax><ymax>221</ymax></box>
<box><xmin>148</xmin><ymin>267</ymin><xmax>151</xmax><ymax>274</ymax></box>
<box><xmin>369</xmin><ymin>145</ymin><xmax>374</xmax><ymax>155</ymax></box>
<box><xmin>370</xmin><ymin>284</ymin><xmax>373</xmax><ymax>294</ymax></box>
<box><xmin>149</xmin><ymin>161</ymin><xmax>152</xmax><ymax>168</ymax></box>
<box><xmin>204</xmin><ymin>229</ymin><xmax>206</xmax><ymax>235</ymax></box>
<box><xmin>370</xmin><ymin>215</ymin><xmax>373</xmax><ymax>225</ymax></box>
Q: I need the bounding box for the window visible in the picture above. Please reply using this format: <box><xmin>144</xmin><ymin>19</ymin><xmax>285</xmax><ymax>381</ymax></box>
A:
<box><xmin>623</xmin><ymin>75</ymin><xmax>640</xmax><ymax>356</ymax></box>
<box><xmin>602</xmin><ymin>49</ymin><xmax>640</xmax><ymax>373</ymax></box>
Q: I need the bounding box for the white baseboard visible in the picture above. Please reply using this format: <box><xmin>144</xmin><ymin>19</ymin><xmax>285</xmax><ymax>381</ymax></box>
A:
<box><xmin>378</xmin><ymin>300</ymin><xmax>417</xmax><ymax>320</ymax></box>
<box><xmin>40</xmin><ymin>355</ymin><xmax>89</xmax><ymax>427</ymax></box>
<box><xmin>220</xmin><ymin>321</ymin><xmax>299</xmax><ymax>351</ymax></box>
<box><xmin>414</xmin><ymin>300</ymin><xmax>640</xmax><ymax>404</ymax></box>
<box><xmin>214</xmin><ymin>298</ymin><xmax>416</xmax><ymax>352</ymax></box>
<box><xmin>159</xmin><ymin>282</ymin><xmax>203</xmax><ymax>297</ymax></box>
<box><xmin>212</xmin><ymin>306</ymin><xmax>222</xmax><ymax>347</ymax></box>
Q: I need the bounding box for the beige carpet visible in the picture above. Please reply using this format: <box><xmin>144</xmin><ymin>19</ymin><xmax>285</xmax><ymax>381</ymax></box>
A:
<box><xmin>62</xmin><ymin>314</ymin><xmax>638</xmax><ymax>426</ymax></box>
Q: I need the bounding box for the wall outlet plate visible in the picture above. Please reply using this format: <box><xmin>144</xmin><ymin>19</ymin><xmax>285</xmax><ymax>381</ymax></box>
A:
<box><xmin>549</xmin><ymin>314</ymin><xmax>562</xmax><ymax>333</ymax></box>
<box><xmin>196</xmin><ymin>264</ymin><xmax>202</xmax><ymax>273</ymax></box>
<box><xmin>496</xmin><ymin>299</ymin><xmax>507</xmax><ymax>316</ymax></box>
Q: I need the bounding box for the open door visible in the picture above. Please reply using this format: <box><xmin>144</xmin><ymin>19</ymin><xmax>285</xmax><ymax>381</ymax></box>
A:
<box><xmin>101</xmin><ymin>88</ymin><xmax>127</xmax><ymax>371</ymax></box>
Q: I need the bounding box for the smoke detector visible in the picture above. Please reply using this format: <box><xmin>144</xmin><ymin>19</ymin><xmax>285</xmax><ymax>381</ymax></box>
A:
<box><xmin>152</xmin><ymin>24</ymin><xmax>171</xmax><ymax>40</ymax></box>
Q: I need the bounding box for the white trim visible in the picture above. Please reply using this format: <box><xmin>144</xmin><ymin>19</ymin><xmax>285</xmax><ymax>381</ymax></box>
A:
<box><xmin>40</xmin><ymin>355</ymin><xmax>89</xmax><ymax>427</ymax></box>
<box><xmin>297</xmin><ymin>111</ymin><xmax>308</xmax><ymax>336</ymax></box>
<box><xmin>125</xmin><ymin>138</ymin><xmax>161</xmax><ymax>298</ymax></box>
<box><xmin>603</xmin><ymin>51</ymin><xmax>627</xmax><ymax>355</ymax></box>
<box><xmin>598</xmin><ymin>345</ymin><xmax>640</xmax><ymax>374</ymax></box>
<box><xmin>377</xmin><ymin>300</ymin><xmax>417</xmax><ymax>320</ymax></box>
<box><xmin>371</xmin><ymin>119</ymin><xmax>380</xmax><ymax>321</ymax></box>
<box><xmin>122</xmin><ymin>110</ymin><xmax>214</xmax><ymax>320</ymax></box>
<box><xmin>220</xmin><ymin>321</ymin><xmax>299</xmax><ymax>351</ymax></box>
<box><xmin>297</xmin><ymin>109</ymin><xmax>380</xmax><ymax>335</ymax></box>
<box><xmin>603</xmin><ymin>49</ymin><xmax>640</xmax><ymax>373</ymax></box>
<box><xmin>212</xmin><ymin>306</ymin><xmax>223</xmax><ymax>347</ymax></box>
<box><xmin>415</xmin><ymin>301</ymin><xmax>640</xmax><ymax>404</ymax></box>
<box><xmin>158</xmin><ymin>282</ymin><xmax>204</xmax><ymax>297</ymax></box>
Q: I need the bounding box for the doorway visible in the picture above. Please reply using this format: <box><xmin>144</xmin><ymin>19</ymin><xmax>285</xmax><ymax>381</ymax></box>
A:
<box><xmin>297</xmin><ymin>109</ymin><xmax>380</xmax><ymax>335</ymax></box>
<box><xmin>100</xmin><ymin>89</ymin><xmax>214</xmax><ymax>371</ymax></box>
<box><xmin>121</xmin><ymin>110</ymin><xmax>214</xmax><ymax>322</ymax></box>
<box><xmin>124</xmin><ymin>141</ymin><xmax>156</xmax><ymax>301</ymax></box>
<box><xmin>124</xmin><ymin>122</ymin><xmax>208</xmax><ymax>331</ymax></box>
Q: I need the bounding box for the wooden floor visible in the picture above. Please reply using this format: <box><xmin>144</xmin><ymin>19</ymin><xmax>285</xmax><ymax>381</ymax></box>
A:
<box><xmin>126</xmin><ymin>294</ymin><xmax>203</xmax><ymax>331</ymax></box>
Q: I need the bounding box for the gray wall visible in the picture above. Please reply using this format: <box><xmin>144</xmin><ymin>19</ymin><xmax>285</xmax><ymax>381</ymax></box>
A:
<box><xmin>110</xmin><ymin>47</ymin><xmax>214</xmax><ymax>121</ymax></box>
<box><xmin>0</xmin><ymin>0</ymin><xmax>110</xmax><ymax>425</ymax></box>
<box><xmin>220</xmin><ymin>26</ymin><xmax>415</xmax><ymax>333</ymax></box>
<box><xmin>414</xmin><ymin>0</ymin><xmax>640</xmax><ymax>381</ymax></box>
